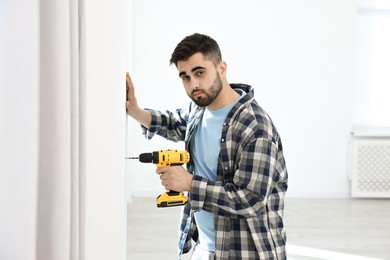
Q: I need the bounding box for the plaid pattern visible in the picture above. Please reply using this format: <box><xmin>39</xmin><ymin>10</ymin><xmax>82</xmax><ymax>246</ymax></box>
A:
<box><xmin>142</xmin><ymin>84</ymin><xmax>288</xmax><ymax>260</ymax></box>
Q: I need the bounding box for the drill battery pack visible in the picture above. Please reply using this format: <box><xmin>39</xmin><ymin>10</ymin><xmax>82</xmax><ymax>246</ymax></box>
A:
<box><xmin>156</xmin><ymin>191</ymin><xmax>188</xmax><ymax>207</ymax></box>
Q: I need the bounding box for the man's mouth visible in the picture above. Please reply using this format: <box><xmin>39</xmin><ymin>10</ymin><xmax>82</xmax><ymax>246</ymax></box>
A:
<box><xmin>192</xmin><ymin>90</ymin><xmax>204</xmax><ymax>98</ymax></box>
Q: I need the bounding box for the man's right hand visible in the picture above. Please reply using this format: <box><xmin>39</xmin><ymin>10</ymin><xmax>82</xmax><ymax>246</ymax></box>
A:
<box><xmin>126</xmin><ymin>72</ymin><xmax>139</xmax><ymax>116</ymax></box>
<box><xmin>125</xmin><ymin>72</ymin><xmax>152</xmax><ymax>128</ymax></box>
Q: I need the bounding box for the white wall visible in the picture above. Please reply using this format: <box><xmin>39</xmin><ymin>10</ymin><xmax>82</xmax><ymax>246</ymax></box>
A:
<box><xmin>127</xmin><ymin>0</ymin><xmax>356</xmax><ymax>198</ymax></box>
<box><xmin>84</xmin><ymin>0</ymin><xmax>127</xmax><ymax>259</ymax></box>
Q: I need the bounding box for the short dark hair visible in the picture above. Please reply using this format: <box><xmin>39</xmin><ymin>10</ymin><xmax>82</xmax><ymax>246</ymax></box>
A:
<box><xmin>170</xmin><ymin>33</ymin><xmax>222</xmax><ymax>67</ymax></box>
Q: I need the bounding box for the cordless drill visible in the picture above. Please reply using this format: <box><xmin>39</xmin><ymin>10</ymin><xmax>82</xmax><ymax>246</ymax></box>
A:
<box><xmin>126</xmin><ymin>150</ymin><xmax>190</xmax><ymax>207</ymax></box>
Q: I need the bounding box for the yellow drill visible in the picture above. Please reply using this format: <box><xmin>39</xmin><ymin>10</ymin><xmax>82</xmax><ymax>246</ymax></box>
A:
<box><xmin>126</xmin><ymin>150</ymin><xmax>190</xmax><ymax>207</ymax></box>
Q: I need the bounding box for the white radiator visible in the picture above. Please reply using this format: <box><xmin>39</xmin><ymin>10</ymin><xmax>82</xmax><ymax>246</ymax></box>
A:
<box><xmin>350</xmin><ymin>137</ymin><xmax>390</xmax><ymax>198</ymax></box>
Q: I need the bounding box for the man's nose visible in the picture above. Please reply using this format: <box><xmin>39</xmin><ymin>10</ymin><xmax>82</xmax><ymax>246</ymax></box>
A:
<box><xmin>190</xmin><ymin>78</ymin><xmax>200</xmax><ymax>90</ymax></box>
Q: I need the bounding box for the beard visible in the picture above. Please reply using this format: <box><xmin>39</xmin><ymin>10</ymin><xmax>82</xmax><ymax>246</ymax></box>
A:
<box><xmin>189</xmin><ymin>72</ymin><xmax>223</xmax><ymax>107</ymax></box>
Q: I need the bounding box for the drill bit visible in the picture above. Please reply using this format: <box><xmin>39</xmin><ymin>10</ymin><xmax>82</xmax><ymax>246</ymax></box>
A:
<box><xmin>125</xmin><ymin>156</ymin><xmax>139</xmax><ymax>159</ymax></box>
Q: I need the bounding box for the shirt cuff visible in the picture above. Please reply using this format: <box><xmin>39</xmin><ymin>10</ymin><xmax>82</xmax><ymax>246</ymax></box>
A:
<box><xmin>190</xmin><ymin>175</ymin><xmax>208</xmax><ymax>211</ymax></box>
<box><xmin>141</xmin><ymin>108</ymin><xmax>159</xmax><ymax>139</ymax></box>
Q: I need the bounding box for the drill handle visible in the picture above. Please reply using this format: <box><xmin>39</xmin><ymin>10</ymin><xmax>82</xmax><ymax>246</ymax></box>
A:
<box><xmin>166</xmin><ymin>190</ymin><xmax>180</xmax><ymax>196</ymax></box>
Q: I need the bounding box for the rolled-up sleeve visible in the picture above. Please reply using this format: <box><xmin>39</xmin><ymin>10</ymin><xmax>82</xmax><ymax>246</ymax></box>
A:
<box><xmin>141</xmin><ymin>108</ymin><xmax>188</xmax><ymax>142</ymax></box>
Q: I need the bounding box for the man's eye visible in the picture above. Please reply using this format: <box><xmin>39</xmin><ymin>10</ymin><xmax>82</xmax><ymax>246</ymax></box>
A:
<box><xmin>196</xmin><ymin>71</ymin><xmax>204</xmax><ymax>76</ymax></box>
<box><xmin>181</xmin><ymin>75</ymin><xmax>190</xmax><ymax>81</ymax></box>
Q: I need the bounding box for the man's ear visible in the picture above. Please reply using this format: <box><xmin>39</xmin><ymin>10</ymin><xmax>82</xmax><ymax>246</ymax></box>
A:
<box><xmin>219</xmin><ymin>61</ymin><xmax>227</xmax><ymax>76</ymax></box>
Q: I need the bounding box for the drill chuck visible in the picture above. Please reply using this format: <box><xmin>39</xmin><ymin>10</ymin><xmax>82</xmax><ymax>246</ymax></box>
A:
<box><xmin>138</xmin><ymin>152</ymin><xmax>158</xmax><ymax>163</ymax></box>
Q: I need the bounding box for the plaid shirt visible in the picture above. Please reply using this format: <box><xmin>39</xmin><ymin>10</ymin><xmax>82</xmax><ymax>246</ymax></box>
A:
<box><xmin>142</xmin><ymin>84</ymin><xmax>288</xmax><ymax>259</ymax></box>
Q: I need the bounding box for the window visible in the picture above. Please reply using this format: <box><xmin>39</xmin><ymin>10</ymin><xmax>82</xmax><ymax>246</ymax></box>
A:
<box><xmin>353</xmin><ymin>0</ymin><xmax>390</xmax><ymax>129</ymax></box>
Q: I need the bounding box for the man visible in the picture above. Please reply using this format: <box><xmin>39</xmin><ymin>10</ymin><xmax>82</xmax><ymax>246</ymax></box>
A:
<box><xmin>126</xmin><ymin>33</ymin><xmax>288</xmax><ymax>260</ymax></box>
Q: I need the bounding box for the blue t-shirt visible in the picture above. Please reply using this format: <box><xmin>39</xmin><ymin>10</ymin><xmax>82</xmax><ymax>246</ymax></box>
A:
<box><xmin>192</xmin><ymin>89</ymin><xmax>244</xmax><ymax>252</ymax></box>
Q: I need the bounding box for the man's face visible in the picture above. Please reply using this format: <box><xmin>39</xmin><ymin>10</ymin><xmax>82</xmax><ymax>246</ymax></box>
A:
<box><xmin>177</xmin><ymin>53</ymin><xmax>223</xmax><ymax>108</ymax></box>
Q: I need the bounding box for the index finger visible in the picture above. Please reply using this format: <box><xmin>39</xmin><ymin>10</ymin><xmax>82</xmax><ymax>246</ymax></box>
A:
<box><xmin>156</xmin><ymin>166</ymin><xmax>169</xmax><ymax>175</ymax></box>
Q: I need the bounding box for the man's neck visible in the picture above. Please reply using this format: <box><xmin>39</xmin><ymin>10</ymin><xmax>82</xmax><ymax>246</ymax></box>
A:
<box><xmin>207</xmin><ymin>83</ymin><xmax>240</xmax><ymax>110</ymax></box>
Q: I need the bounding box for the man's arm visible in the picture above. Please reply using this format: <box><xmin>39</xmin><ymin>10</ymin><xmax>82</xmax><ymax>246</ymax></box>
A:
<box><xmin>126</xmin><ymin>72</ymin><xmax>152</xmax><ymax>128</ymax></box>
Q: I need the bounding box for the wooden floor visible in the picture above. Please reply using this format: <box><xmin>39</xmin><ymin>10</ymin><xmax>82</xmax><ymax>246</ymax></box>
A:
<box><xmin>127</xmin><ymin>197</ymin><xmax>390</xmax><ymax>260</ymax></box>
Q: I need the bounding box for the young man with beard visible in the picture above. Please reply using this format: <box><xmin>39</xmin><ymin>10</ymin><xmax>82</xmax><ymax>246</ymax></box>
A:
<box><xmin>126</xmin><ymin>33</ymin><xmax>288</xmax><ymax>260</ymax></box>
